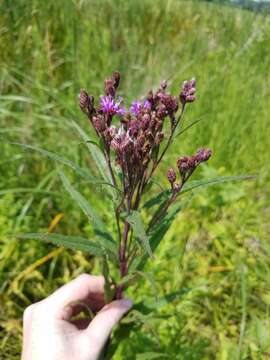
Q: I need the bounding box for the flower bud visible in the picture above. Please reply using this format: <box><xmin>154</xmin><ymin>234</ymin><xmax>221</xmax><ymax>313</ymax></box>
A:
<box><xmin>141</xmin><ymin>114</ymin><xmax>150</xmax><ymax>130</ymax></box>
<box><xmin>156</xmin><ymin>104</ymin><xmax>167</xmax><ymax>119</ymax></box>
<box><xmin>180</xmin><ymin>78</ymin><xmax>196</xmax><ymax>104</ymax></box>
<box><xmin>108</xmin><ymin>125</ymin><xmax>117</xmax><ymax>138</ymax></box>
<box><xmin>196</xmin><ymin>148</ymin><xmax>212</xmax><ymax>162</ymax></box>
<box><xmin>149</xmin><ymin>118</ymin><xmax>156</xmax><ymax>131</ymax></box>
<box><xmin>155</xmin><ymin>120</ymin><xmax>163</xmax><ymax>132</ymax></box>
<box><xmin>167</xmin><ymin>168</ymin><xmax>176</xmax><ymax>184</ymax></box>
<box><xmin>93</xmin><ymin>116</ymin><xmax>106</xmax><ymax>133</ymax></box>
<box><xmin>177</xmin><ymin>156</ymin><xmax>190</xmax><ymax>177</ymax></box>
<box><xmin>137</xmin><ymin>134</ymin><xmax>145</xmax><ymax>148</ymax></box>
<box><xmin>147</xmin><ymin>90</ymin><xmax>154</xmax><ymax>105</ymax></box>
<box><xmin>79</xmin><ymin>89</ymin><xmax>94</xmax><ymax>114</ymax></box>
<box><xmin>160</xmin><ymin>80</ymin><xmax>167</xmax><ymax>90</ymax></box>
<box><xmin>173</xmin><ymin>182</ymin><xmax>181</xmax><ymax>193</ymax></box>
<box><xmin>104</xmin><ymin>78</ymin><xmax>115</xmax><ymax>97</ymax></box>
<box><xmin>155</xmin><ymin>132</ymin><xmax>164</xmax><ymax>145</ymax></box>
<box><xmin>112</xmin><ymin>71</ymin><xmax>121</xmax><ymax>89</ymax></box>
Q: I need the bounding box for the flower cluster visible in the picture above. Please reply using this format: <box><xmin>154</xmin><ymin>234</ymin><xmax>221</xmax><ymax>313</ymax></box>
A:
<box><xmin>79</xmin><ymin>73</ymin><xmax>211</xmax><ymax>196</ymax></box>
<box><xmin>79</xmin><ymin>73</ymin><xmax>191</xmax><ymax>189</ymax></box>
<box><xmin>167</xmin><ymin>148</ymin><xmax>212</xmax><ymax>192</ymax></box>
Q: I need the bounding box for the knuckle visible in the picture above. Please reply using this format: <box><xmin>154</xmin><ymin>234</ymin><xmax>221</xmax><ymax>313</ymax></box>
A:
<box><xmin>78</xmin><ymin>273</ymin><xmax>92</xmax><ymax>282</ymax></box>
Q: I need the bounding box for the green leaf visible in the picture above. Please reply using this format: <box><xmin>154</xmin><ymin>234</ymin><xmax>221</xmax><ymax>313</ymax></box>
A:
<box><xmin>126</xmin><ymin>211</ymin><xmax>153</xmax><ymax>258</ymax></box>
<box><xmin>16</xmin><ymin>233</ymin><xmax>106</xmax><ymax>256</ymax></box>
<box><xmin>143</xmin><ymin>190</ymin><xmax>170</xmax><ymax>209</ymax></box>
<box><xmin>136</xmin><ymin>203</ymin><xmax>182</xmax><ymax>271</ymax></box>
<box><xmin>71</xmin><ymin>120</ymin><xmax>119</xmax><ymax>202</ymax></box>
<box><xmin>58</xmin><ymin>170</ymin><xmax>117</xmax><ymax>254</ymax></box>
<box><xmin>181</xmin><ymin>175</ymin><xmax>255</xmax><ymax>195</ymax></box>
<box><xmin>133</xmin><ymin>287</ymin><xmax>204</xmax><ymax>315</ymax></box>
<box><xmin>10</xmin><ymin>142</ymin><xmax>112</xmax><ymax>185</ymax></box>
<box><xmin>71</xmin><ymin>120</ymin><xmax>110</xmax><ymax>182</ymax></box>
<box><xmin>119</xmin><ymin>271</ymin><xmax>157</xmax><ymax>298</ymax></box>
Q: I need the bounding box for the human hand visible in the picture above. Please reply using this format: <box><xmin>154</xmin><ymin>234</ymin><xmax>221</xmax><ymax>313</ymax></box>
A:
<box><xmin>22</xmin><ymin>274</ymin><xmax>132</xmax><ymax>360</ymax></box>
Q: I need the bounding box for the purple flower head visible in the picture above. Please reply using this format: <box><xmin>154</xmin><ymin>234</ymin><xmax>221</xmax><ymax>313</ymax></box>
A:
<box><xmin>180</xmin><ymin>78</ymin><xmax>196</xmax><ymax>104</ymax></box>
<box><xmin>130</xmin><ymin>100</ymin><xmax>151</xmax><ymax>117</ymax></box>
<box><xmin>100</xmin><ymin>95</ymin><xmax>126</xmax><ymax>116</ymax></box>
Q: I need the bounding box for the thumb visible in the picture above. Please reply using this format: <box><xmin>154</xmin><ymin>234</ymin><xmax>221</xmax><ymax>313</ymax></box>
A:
<box><xmin>84</xmin><ymin>298</ymin><xmax>132</xmax><ymax>353</ymax></box>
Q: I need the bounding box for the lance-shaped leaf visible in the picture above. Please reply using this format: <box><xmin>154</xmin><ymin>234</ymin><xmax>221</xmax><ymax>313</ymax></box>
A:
<box><xmin>181</xmin><ymin>175</ymin><xmax>255</xmax><ymax>194</ymax></box>
<box><xmin>143</xmin><ymin>190</ymin><xmax>170</xmax><ymax>209</ymax></box>
<box><xmin>58</xmin><ymin>170</ymin><xmax>117</xmax><ymax>254</ymax></box>
<box><xmin>71</xmin><ymin>121</ymin><xmax>110</xmax><ymax>182</ymax></box>
<box><xmin>9</xmin><ymin>142</ymin><xmax>114</xmax><ymax>187</ymax></box>
<box><xmin>16</xmin><ymin>233</ymin><xmax>108</xmax><ymax>257</ymax></box>
<box><xmin>135</xmin><ymin>203</ymin><xmax>182</xmax><ymax>271</ymax></box>
<box><xmin>71</xmin><ymin>120</ymin><xmax>119</xmax><ymax>202</ymax></box>
<box><xmin>144</xmin><ymin>175</ymin><xmax>254</xmax><ymax>210</ymax></box>
<box><xmin>126</xmin><ymin>211</ymin><xmax>153</xmax><ymax>258</ymax></box>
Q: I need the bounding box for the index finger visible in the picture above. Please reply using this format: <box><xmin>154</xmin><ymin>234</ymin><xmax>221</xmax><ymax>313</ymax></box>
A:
<box><xmin>43</xmin><ymin>274</ymin><xmax>105</xmax><ymax>318</ymax></box>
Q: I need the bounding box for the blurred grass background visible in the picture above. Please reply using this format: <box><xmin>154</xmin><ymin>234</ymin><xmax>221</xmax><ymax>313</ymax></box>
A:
<box><xmin>0</xmin><ymin>0</ymin><xmax>270</xmax><ymax>358</ymax></box>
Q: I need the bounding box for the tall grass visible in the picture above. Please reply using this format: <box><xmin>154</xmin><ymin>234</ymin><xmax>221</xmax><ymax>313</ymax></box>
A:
<box><xmin>0</xmin><ymin>0</ymin><xmax>270</xmax><ymax>358</ymax></box>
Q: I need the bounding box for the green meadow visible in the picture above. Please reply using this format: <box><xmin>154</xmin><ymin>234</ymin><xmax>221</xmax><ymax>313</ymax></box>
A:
<box><xmin>0</xmin><ymin>0</ymin><xmax>270</xmax><ymax>358</ymax></box>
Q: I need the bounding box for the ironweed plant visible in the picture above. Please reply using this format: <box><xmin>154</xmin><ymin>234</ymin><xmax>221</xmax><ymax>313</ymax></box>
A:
<box><xmin>78</xmin><ymin>72</ymin><xmax>211</xmax><ymax>299</ymax></box>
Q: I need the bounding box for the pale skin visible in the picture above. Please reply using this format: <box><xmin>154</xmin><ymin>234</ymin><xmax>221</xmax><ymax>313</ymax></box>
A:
<box><xmin>22</xmin><ymin>274</ymin><xmax>132</xmax><ymax>360</ymax></box>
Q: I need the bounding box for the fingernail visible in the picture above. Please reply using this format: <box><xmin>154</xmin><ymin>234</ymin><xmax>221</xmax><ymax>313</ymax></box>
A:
<box><xmin>121</xmin><ymin>298</ymin><xmax>133</xmax><ymax>310</ymax></box>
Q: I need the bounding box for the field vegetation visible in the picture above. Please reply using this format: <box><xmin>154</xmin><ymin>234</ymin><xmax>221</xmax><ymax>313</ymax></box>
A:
<box><xmin>0</xmin><ymin>0</ymin><xmax>269</xmax><ymax>358</ymax></box>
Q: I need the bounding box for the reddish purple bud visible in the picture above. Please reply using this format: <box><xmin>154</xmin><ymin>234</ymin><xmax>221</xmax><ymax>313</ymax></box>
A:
<box><xmin>79</xmin><ymin>89</ymin><xmax>94</xmax><ymax>114</ymax></box>
<box><xmin>160</xmin><ymin>80</ymin><xmax>167</xmax><ymax>90</ymax></box>
<box><xmin>180</xmin><ymin>78</ymin><xmax>196</xmax><ymax>104</ymax></box>
<box><xmin>136</xmin><ymin>134</ymin><xmax>145</xmax><ymax>148</ymax></box>
<box><xmin>141</xmin><ymin>114</ymin><xmax>150</xmax><ymax>130</ymax></box>
<box><xmin>112</xmin><ymin>71</ymin><xmax>121</xmax><ymax>89</ymax></box>
<box><xmin>147</xmin><ymin>90</ymin><xmax>154</xmax><ymax>106</ymax></box>
<box><xmin>177</xmin><ymin>156</ymin><xmax>191</xmax><ymax>176</ymax></box>
<box><xmin>167</xmin><ymin>168</ymin><xmax>176</xmax><ymax>184</ymax></box>
<box><xmin>196</xmin><ymin>148</ymin><xmax>212</xmax><ymax>162</ymax></box>
<box><xmin>155</xmin><ymin>120</ymin><xmax>163</xmax><ymax>132</ymax></box>
<box><xmin>104</xmin><ymin>78</ymin><xmax>115</xmax><ymax>97</ymax></box>
<box><xmin>159</xmin><ymin>94</ymin><xmax>178</xmax><ymax>116</ymax></box>
<box><xmin>155</xmin><ymin>132</ymin><xmax>164</xmax><ymax>145</ymax></box>
<box><xmin>128</xmin><ymin>119</ymin><xmax>140</xmax><ymax>137</ymax></box>
<box><xmin>149</xmin><ymin>118</ymin><xmax>156</xmax><ymax>131</ymax></box>
<box><xmin>156</xmin><ymin>103</ymin><xmax>167</xmax><ymax>119</ymax></box>
<box><xmin>93</xmin><ymin>116</ymin><xmax>106</xmax><ymax>133</ymax></box>
<box><xmin>108</xmin><ymin>125</ymin><xmax>117</xmax><ymax>138</ymax></box>
<box><xmin>173</xmin><ymin>182</ymin><xmax>181</xmax><ymax>193</ymax></box>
